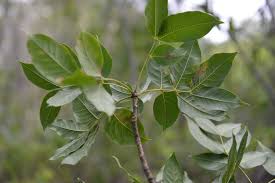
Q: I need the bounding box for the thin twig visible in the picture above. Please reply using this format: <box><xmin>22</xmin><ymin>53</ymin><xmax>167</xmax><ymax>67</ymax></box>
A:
<box><xmin>131</xmin><ymin>91</ymin><xmax>156</xmax><ymax>183</ymax></box>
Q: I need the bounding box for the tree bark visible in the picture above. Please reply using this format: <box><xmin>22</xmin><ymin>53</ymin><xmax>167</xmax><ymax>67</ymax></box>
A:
<box><xmin>131</xmin><ymin>91</ymin><xmax>156</xmax><ymax>183</ymax></box>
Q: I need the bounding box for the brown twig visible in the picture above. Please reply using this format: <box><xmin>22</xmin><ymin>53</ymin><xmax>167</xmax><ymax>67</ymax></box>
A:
<box><xmin>131</xmin><ymin>91</ymin><xmax>156</xmax><ymax>183</ymax></box>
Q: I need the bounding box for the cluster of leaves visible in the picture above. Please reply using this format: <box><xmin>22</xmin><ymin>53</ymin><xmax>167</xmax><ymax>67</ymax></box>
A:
<box><xmin>20</xmin><ymin>0</ymin><xmax>275</xmax><ymax>182</ymax></box>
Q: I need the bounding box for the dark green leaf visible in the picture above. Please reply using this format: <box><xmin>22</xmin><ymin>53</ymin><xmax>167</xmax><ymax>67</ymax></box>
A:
<box><xmin>158</xmin><ymin>11</ymin><xmax>222</xmax><ymax>42</ymax></box>
<box><xmin>101</xmin><ymin>44</ymin><xmax>112</xmax><ymax>77</ymax></box>
<box><xmin>153</xmin><ymin>91</ymin><xmax>179</xmax><ymax>129</ymax></box>
<box><xmin>20</xmin><ymin>62</ymin><xmax>59</xmax><ymax>90</ymax></box>
<box><xmin>27</xmin><ymin>34</ymin><xmax>79</xmax><ymax>83</ymax></box>
<box><xmin>145</xmin><ymin>0</ymin><xmax>168</xmax><ymax>36</ymax></box>
<box><xmin>170</xmin><ymin>41</ymin><xmax>201</xmax><ymax>90</ymax></box>
<box><xmin>191</xmin><ymin>53</ymin><xmax>237</xmax><ymax>90</ymax></box>
<box><xmin>47</xmin><ymin>87</ymin><xmax>82</xmax><ymax>107</ymax></box>
<box><xmin>236</xmin><ymin>130</ymin><xmax>248</xmax><ymax>166</ymax></box>
<box><xmin>193</xmin><ymin>153</ymin><xmax>228</xmax><ymax>171</ymax></box>
<box><xmin>151</xmin><ymin>44</ymin><xmax>182</xmax><ymax>66</ymax></box>
<box><xmin>76</xmin><ymin>32</ymin><xmax>104</xmax><ymax>76</ymax></box>
<box><xmin>62</xmin><ymin>70</ymin><xmax>97</xmax><ymax>87</ymax></box>
<box><xmin>105</xmin><ymin>109</ymin><xmax>147</xmax><ymax>145</ymax></box>
<box><xmin>222</xmin><ymin>136</ymin><xmax>237</xmax><ymax>183</ymax></box>
<box><xmin>40</xmin><ymin>91</ymin><xmax>61</xmax><ymax>129</ymax></box>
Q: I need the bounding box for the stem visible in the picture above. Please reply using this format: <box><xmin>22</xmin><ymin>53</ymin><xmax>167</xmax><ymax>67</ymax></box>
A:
<box><xmin>131</xmin><ymin>91</ymin><xmax>156</xmax><ymax>183</ymax></box>
<box><xmin>239</xmin><ymin>166</ymin><xmax>253</xmax><ymax>183</ymax></box>
<box><xmin>268</xmin><ymin>178</ymin><xmax>275</xmax><ymax>183</ymax></box>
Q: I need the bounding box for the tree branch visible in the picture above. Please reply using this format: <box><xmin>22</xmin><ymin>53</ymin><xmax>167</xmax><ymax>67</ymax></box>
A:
<box><xmin>131</xmin><ymin>91</ymin><xmax>156</xmax><ymax>183</ymax></box>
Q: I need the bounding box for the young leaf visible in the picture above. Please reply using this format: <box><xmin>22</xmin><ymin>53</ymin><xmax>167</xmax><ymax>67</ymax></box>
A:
<box><xmin>222</xmin><ymin>136</ymin><xmax>237</xmax><ymax>183</ymax></box>
<box><xmin>40</xmin><ymin>91</ymin><xmax>61</xmax><ymax>129</ymax></box>
<box><xmin>257</xmin><ymin>141</ymin><xmax>275</xmax><ymax>175</ymax></box>
<box><xmin>83</xmin><ymin>84</ymin><xmax>115</xmax><ymax>116</ymax></box>
<box><xmin>193</xmin><ymin>153</ymin><xmax>228</xmax><ymax>171</ymax></box>
<box><xmin>170</xmin><ymin>41</ymin><xmax>201</xmax><ymax>90</ymax></box>
<box><xmin>61</xmin><ymin>126</ymin><xmax>99</xmax><ymax>165</ymax></box>
<box><xmin>20</xmin><ymin>62</ymin><xmax>59</xmax><ymax>90</ymax></box>
<box><xmin>158</xmin><ymin>11</ymin><xmax>222</xmax><ymax>42</ymax></box>
<box><xmin>145</xmin><ymin>0</ymin><xmax>168</xmax><ymax>36</ymax></box>
<box><xmin>76</xmin><ymin>32</ymin><xmax>104</xmax><ymax>77</ymax></box>
<box><xmin>163</xmin><ymin>153</ymin><xmax>183</xmax><ymax>183</ymax></box>
<box><xmin>192</xmin><ymin>53</ymin><xmax>237</xmax><ymax>90</ymax></box>
<box><xmin>240</xmin><ymin>151</ymin><xmax>268</xmax><ymax>169</ymax></box>
<box><xmin>105</xmin><ymin>109</ymin><xmax>147</xmax><ymax>145</ymax></box>
<box><xmin>62</xmin><ymin>43</ymin><xmax>81</xmax><ymax>68</ymax></box>
<box><xmin>27</xmin><ymin>34</ymin><xmax>79</xmax><ymax>83</ymax></box>
<box><xmin>186</xmin><ymin>117</ymin><xmax>224</xmax><ymax>154</ymax></box>
<box><xmin>153</xmin><ymin>91</ymin><xmax>179</xmax><ymax>130</ymax></box>
<box><xmin>72</xmin><ymin>95</ymin><xmax>101</xmax><ymax>124</ymax></box>
<box><xmin>47</xmin><ymin>87</ymin><xmax>82</xmax><ymax>107</ymax></box>
<box><xmin>236</xmin><ymin>130</ymin><xmax>248</xmax><ymax>166</ymax></box>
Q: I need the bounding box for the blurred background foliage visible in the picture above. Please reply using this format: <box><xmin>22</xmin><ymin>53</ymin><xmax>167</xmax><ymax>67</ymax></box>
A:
<box><xmin>0</xmin><ymin>0</ymin><xmax>274</xmax><ymax>182</ymax></box>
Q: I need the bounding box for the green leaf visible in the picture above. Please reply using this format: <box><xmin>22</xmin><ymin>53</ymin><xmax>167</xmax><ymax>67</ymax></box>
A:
<box><xmin>110</xmin><ymin>84</ymin><xmax>132</xmax><ymax>102</ymax></box>
<box><xmin>105</xmin><ymin>109</ymin><xmax>147</xmax><ymax>145</ymax></box>
<box><xmin>75</xmin><ymin>32</ymin><xmax>112</xmax><ymax>77</ymax></box>
<box><xmin>163</xmin><ymin>153</ymin><xmax>183</xmax><ymax>183</ymax></box>
<box><xmin>158</xmin><ymin>11</ymin><xmax>222</xmax><ymax>42</ymax></box>
<box><xmin>178</xmin><ymin>94</ymin><xmax>226</xmax><ymax>121</ymax></box>
<box><xmin>187</xmin><ymin>87</ymin><xmax>242</xmax><ymax>111</ymax></box>
<box><xmin>83</xmin><ymin>84</ymin><xmax>115</xmax><ymax>116</ymax></box>
<box><xmin>27</xmin><ymin>34</ymin><xmax>79</xmax><ymax>83</ymax></box>
<box><xmin>101</xmin><ymin>44</ymin><xmax>112</xmax><ymax>77</ymax></box>
<box><xmin>216</xmin><ymin>123</ymin><xmax>242</xmax><ymax>138</ymax></box>
<box><xmin>170</xmin><ymin>41</ymin><xmax>201</xmax><ymax>90</ymax></box>
<box><xmin>40</xmin><ymin>91</ymin><xmax>61</xmax><ymax>129</ymax></box>
<box><xmin>224</xmin><ymin>129</ymin><xmax>251</xmax><ymax>154</ymax></box>
<box><xmin>186</xmin><ymin>117</ymin><xmax>224</xmax><ymax>154</ymax></box>
<box><xmin>222</xmin><ymin>135</ymin><xmax>237</xmax><ymax>183</ymax></box>
<box><xmin>50</xmin><ymin>132</ymin><xmax>88</xmax><ymax>161</ymax></box>
<box><xmin>148</xmin><ymin>60</ymin><xmax>173</xmax><ymax>88</ymax></box>
<box><xmin>61</xmin><ymin>126</ymin><xmax>99</xmax><ymax>165</ymax></box>
<box><xmin>62</xmin><ymin>43</ymin><xmax>81</xmax><ymax>68</ymax></box>
<box><xmin>72</xmin><ymin>95</ymin><xmax>101</xmax><ymax>124</ymax></box>
<box><xmin>62</xmin><ymin>70</ymin><xmax>97</xmax><ymax>87</ymax></box>
<box><xmin>236</xmin><ymin>130</ymin><xmax>248</xmax><ymax>166</ymax></box>
<box><xmin>191</xmin><ymin>53</ymin><xmax>237</xmax><ymax>90</ymax></box>
<box><xmin>145</xmin><ymin>0</ymin><xmax>168</xmax><ymax>36</ymax></box>
<box><xmin>193</xmin><ymin>153</ymin><xmax>228</xmax><ymax>171</ymax></box>
<box><xmin>48</xmin><ymin>119</ymin><xmax>89</xmax><ymax>140</ymax></box>
<box><xmin>47</xmin><ymin>87</ymin><xmax>82</xmax><ymax>107</ymax></box>
<box><xmin>116</xmin><ymin>98</ymin><xmax>144</xmax><ymax>114</ymax></box>
<box><xmin>257</xmin><ymin>142</ymin><xmax>275</xmax><ymax>175</ymax></box>
<box><xmin>20</xmin><ymin>62</ymin><xmax>59</xmax><ymax>90</ymax></box>
<box><xmin>151</xmin><ymin>44</ymin><xmax>183</xmax><ymax>66</ymax></box>
<box><xmin>240</xmin><ymin>151</ymin><xmax>268</xmax><ymax>169</ymax></box>
<box><xmin>112</xmin><ymin>156</ymin><xmax>142</xmax><ymax>183</ymax></box>
<box><xmin>153</xmin><ymin>91</ymin><xmax>179</xmax><ymax>129</ymax></box>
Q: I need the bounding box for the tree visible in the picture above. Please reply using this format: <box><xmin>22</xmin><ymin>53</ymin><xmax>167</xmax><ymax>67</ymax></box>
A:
<box><xmin>20</xmin><ymin>0</ymin><xmax>275</xmax><ymax>182</ymax></box>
